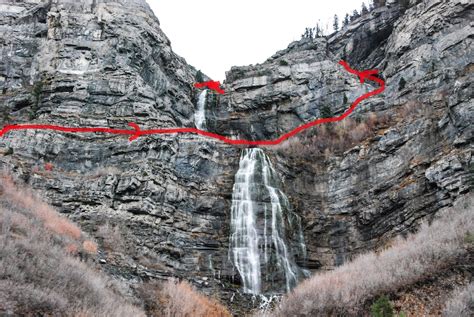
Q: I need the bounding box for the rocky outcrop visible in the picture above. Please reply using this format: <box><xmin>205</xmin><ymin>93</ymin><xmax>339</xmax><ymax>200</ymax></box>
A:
<box><xmin>216</xmin><ymin>0</ymin><xmax>472</xmax><ymax>270</ymax></box>
<box><xmin>0</xmin><ymin>0</ymin><xmax>241</xmax><ymax>303</ymax></box>
<box><xmin>0</xmin><ymin>0</ymin><xmax>472</xmax><ymax>313</ymax></box>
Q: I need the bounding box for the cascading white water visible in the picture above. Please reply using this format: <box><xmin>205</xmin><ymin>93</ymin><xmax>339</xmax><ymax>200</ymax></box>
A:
<box><xmin>229</xmin><ymin>149</ymin><xmax>261</xmax><ymax>293</ymax></box>
<box><xmin>229</xmin><ymin>148</ymin><xmax>306</xmax><ymax>294</ymax></box>
<box><xmin>194</xmin><ymin>90</ymin><xmax>207</xmax><ymax>130</ymax></box>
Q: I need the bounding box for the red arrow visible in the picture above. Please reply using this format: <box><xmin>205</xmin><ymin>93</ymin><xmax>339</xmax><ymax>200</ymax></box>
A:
<box><xmin>194</xmin><ymin>80</ymin><xmax>225</xmax><ymax>94</ymax></box>
<box><xmin>1</xmin><ymin>61</ymin><xmax>384</xmax><ymax>146</ymax></box>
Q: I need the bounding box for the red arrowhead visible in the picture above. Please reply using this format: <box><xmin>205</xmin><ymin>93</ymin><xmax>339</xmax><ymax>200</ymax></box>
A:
<box><xmin>128</xmin><ymin>122</ymin><xmax>141</xmax><ymax>141</ymax></box>
<box><xmin>358</xmin><ymin>70</ymin><xmax>379</xmax><ymax>83</ymax></box>
<box><xmin>194</xmin><ymin>80</ymin><xmax>225</xmax><ymax>94</ymax></box>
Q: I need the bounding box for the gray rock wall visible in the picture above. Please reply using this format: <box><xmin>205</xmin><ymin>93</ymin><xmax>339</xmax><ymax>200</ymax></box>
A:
<box><xmin>0</xmin><ymin>0</ymin><xmax>241</xmax><ymax>299</ymax></box>
<box><xmin>0</xmin><ymin>0</ymin><xmax>472</xmax><ymax>310</ymax></box>
<box><xmin>216</xmin><ymin>0</ymin><xmax>472</xmax><ymax>270</ymax></box>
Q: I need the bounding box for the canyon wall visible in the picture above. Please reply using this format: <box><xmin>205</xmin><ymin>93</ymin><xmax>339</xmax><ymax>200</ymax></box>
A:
<box><xmin>0</xmin><ymin>0</ymin><xmax>472</xmax><ymax>311</ymax></box>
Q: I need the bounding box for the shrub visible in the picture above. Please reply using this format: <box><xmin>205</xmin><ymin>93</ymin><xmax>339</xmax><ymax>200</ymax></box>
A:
<box><xmin>5</xmin><ymin>147</ymin><xmax>13</xmax><ymax>156</ymax></box>
<box><xmin>320</xmin><ymin>105</ymin><xmax>333</xmax><ymax>118</ymax></box>
<box><xmin>371</xmin><ymin>295</ymin><xmax>394</xmax><ymax>317</ymax></box>
<box><xmin>82</xmin><ymin>240</ymin><xmax>98</xmax><ymax>255</ymax></box>
<box><xmin>2</xmin><ymin>110</ymin><xmax>10</xmax><ymax>124</ymax></box>
<box><xmin>196</xmin><ymin>70</ymin><xmax>204</xmax><ymax>83</ymax></box>
<box><xmin>29</xmin><ymin>80</ymin><xmax>44</xmax><ymax>120</ymax></box>
<box><xmin>138</xmin><ymin>279</ymin><xmax>231</xmax><ymax>317</ymax></box>
<box><xmin>398</xmin><ymin>77</ymin><xmax>406</xmax><ymax>91</ymax></box>
<box><xmin>279</xmin><ymin>60</ymin><xmax>289</xmax><ymax>66</ymax></box>
<box><xmin>273</xmin><ymin>195</ymin><xmax>473</xmax><ymax>316</ymax></box>
<box><xmin>0</xmin><ymin>174</ymin><xmax>144</xmax><ymax>316</ymax></box>
<box><xmin>443</xmin><ymin>283</ymin><xmax>473</xmax><ymax>317</ymax></box>
<box><xmin>65</xmin><ymin>243</ymin><xmax>79</xmax><ymax>255</ymax></box>
<box><xmin>1</xmin><ymin>176</ymin><xmax>82</xmax><ymax>240</ymax></box>
<box><xmin>274</xmin><ymin>111</ymin><xmax>390</xmax><ymax>159</ymax></box>
<box><xmin>160</xmin><ymin>279</ymin><xmax>231</xmax><ymax>317</ymax></box>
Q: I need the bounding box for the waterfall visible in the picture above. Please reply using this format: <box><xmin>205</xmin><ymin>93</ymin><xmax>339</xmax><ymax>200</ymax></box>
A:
<box><xmin>194</xmin><ymin>90</ymin><xmax>207</xmax><ymax>130</ymax></box>
<box><xmin>229</xmin><ymin>148</ymin><xmax>306</xmax><ymax>294</ymax></box>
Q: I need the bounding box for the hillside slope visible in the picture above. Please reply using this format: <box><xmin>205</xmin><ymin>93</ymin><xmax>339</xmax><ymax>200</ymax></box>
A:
<box><xmin>0</xmin><ymin>175</ymin><xmax>144</xmax><ymax>316</ymax></box>
<box><xmin>271</xmin><ymin>194</ymin><xmax>473</xmax><ymax>316</ymax></box>
<box><xmin>0</xmin><ymin>175</ymin><xmax>231</xmax><ymax>316</ymax></box>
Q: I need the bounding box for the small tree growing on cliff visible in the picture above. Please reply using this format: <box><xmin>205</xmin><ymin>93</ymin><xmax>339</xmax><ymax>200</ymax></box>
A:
<box><xmin>196</xmin><ymin>70</ymin><xmax>204</xmax><ymax>83</ymax></box>
<box><xmin>361</xmin><ymin>3</ymin><xmax>369</xmax><ymax>15</ymax></box>
<box><xmin>343</xmin><ymin>14</ymin><xmax>350</xmax><ymax>27</ymax></box>
<box><xmin>30</xmin><ymin>80</ymin><xmax>44</xmax><ymax>120</ymax></box>
<box><xmin>350</xmin><ymin>9</ymin><xmax>360</xmax><ymax>21</ymax></box>
<box><xmin>321</xmin><ymin>105</ymin><xmax>333</xmax><ymax>119</ymax></box>
<box><xmin>333</xmin><ymin>14</ymin><xmax>339</xmax><ymax>32</ymax></box>
<box><xmin>371</xmin><ymin>295</ymin><xmax>394</xmax><ymax>317</ymax></box>
<box><xmin>302</xmin><ymin>27</ymin><xmax>311</xmax><ymax>39</ymax></box>
<box><xmin>316</xmin><ymin>23</ymin><xmax>323</xmax><ymax>37</ymax></box>
<box><xmin>398</xmin><ymin>77</ymin><xmax>407</xmax><ymax>91</ymax></box>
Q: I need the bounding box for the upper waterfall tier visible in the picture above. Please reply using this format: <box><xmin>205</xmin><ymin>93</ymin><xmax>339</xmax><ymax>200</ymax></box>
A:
<box><xmin>195</xmin><ymin>90</ymin><xmax>207</xmax><ymax>130</ymax></box>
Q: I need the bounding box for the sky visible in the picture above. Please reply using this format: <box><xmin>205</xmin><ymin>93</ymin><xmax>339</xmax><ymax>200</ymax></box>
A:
<box><xmin>149</xmin><ymin>0</ymin><xmax>371</xmax><ymax>81</ymax></box>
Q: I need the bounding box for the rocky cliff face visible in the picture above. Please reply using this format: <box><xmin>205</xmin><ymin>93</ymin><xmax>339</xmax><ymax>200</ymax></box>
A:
<box><xmin>0</xmin><ymin>0</ymin><xmax>241</xmax><ymax>303</ymax></box>
<box><xmin>216</xmin><ymin>0</ymin><xmax>473</xmax><ymax>272</ymax></box>
<box><xmin>0</xmin><ymin>0</ymin><xmax>472</xmax><ymax>313</ymax></box>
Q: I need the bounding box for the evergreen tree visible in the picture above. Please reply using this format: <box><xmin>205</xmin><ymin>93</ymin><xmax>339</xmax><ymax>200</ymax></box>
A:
<box><xmin>302</xmin><ymin>27</ymin><xmax>315</xmax><ymax>39</ymax></box>
<box><xmin>321</xmin><ymin>105</ymin><xmax>333</xmax><ymax>119</ymax></box>
<box><xmin>398</xmin><ymin>77</ymin><xmax>407</xmax><ymax>91</ymax></box>
<box><xmin>315</xmin><ymin>23</ymin><xmax>322</xmax><ymax>37</ymax></box>
<box><xmin>301</xmin><ymin>28</ymin><xmax>308</xmax><ymax>39</ymax></box>
<box><xmin>371</xmin><ymin>296</ymin><xmax>394</xmax><ymax>317</ymax></box>
<box><xmin>343</xmin><ymin>13</ymin><xmax>350</xmax><ymax>27</ymax></box>
<box><xmin>361</xmin><ymin>3</ymin><xmax>369</xmax><ymax>15</ymax></box>
<box><xmin>350</xmin><ymin>9</ymin><xmax>360</xmax><ymax>22</ymax></box>
<box><xmin>196</xmin><ymin>70</ymin><xmax>204</xmax><ymax>83</ymax></box>
<box><xmin>333</xmin><ymin>14</ymin><xmax>339</xmax><ymax>31</ymax></box>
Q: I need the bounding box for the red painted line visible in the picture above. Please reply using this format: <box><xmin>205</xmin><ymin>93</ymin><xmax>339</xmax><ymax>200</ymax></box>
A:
<box><xmin>0</xmin><ymin>61</ymin><xmax>384</xmax><ymax>147</ymax></box>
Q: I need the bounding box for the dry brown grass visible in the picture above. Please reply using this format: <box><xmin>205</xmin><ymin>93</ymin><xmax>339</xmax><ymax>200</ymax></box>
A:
<box><xmin>271</xmin><ymin>194</ymin><xmax>473</xmax><ymax>316</ymax></box>
<box><xmin>82</xmin><ymin>240</ymin><xmax>98</xmax><ymax>254</ymax></box>
<box><xmin>396</xmin><ymin>100</ymin><xmax>433</xmax><ymax>119</ymax></box>
<box><xmin>274</xmin><ymin>111</ymin><xmax>391</xmax><ymax>159</ymax></box>
<box><xmin>274</xmin><ymin>101</ymin><xmax>429</xmax><ymax>160</ymax></box>
<box><xmin>137</xmin><ymin>279</ymin><xmax>231</xmax><ymax>317</ymax></box>
<box><xmin>0</xmin><ymin>174</ymin><xmax>144</xmax><ymax>316</ymax></box>
<box><xmin>1</xmin><ymin>174</ymin><xmax>82</xmax><ymax>240</ymax></box>
<box><xmin>159</xmin><ymin>279</ymin><xmax>231</xmax><ymax>317</ymax></box>
<box><xmin>0</xmin><ymin>173</ymin><xmax>233</xmax><ymax>316</ymax></box>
